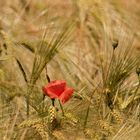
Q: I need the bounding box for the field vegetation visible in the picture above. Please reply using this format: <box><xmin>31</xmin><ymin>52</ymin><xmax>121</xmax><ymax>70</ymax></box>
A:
<box><xmin>0</xmin><ymin>0</ymin><xmax>140</xmax><ymax>139</ymax></box>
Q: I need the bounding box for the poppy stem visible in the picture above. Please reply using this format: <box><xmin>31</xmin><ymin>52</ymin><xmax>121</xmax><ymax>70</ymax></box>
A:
<box><xmin>52</xmin><ymin>99</ymin><xmax>55</xmax><ymax>106</ymax></box>
<box><xmin>45</xmin><ymin>66</ymin><xmax>50</xmax><ymax>83</ymax></box>
<box><xmin>43</xmin><ymin>94</ymin><xmax>45</xmax><ymax>100</ymax></box>
<box><xmin>47</xmin><ymin>75</ymin><xmax>50</xmax><ymax>83</ymax></box>
<box><xmin>59</xmin><ymin>100</ymin><xmax>64</xmax><ymax>116</ymax></box>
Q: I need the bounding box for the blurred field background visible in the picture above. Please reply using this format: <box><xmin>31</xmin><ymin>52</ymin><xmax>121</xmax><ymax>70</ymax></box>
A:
<box><xmin>0</xmin><ymin>0</ymin><xmax>140</xmax><ymax>139</ymax></box>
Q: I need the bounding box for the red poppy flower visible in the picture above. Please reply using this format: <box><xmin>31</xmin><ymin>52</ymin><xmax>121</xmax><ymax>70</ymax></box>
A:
<box><xmin>42</xmin><ymin>80</ymin><xmax>74</xmax><ymax>104</ymax></box>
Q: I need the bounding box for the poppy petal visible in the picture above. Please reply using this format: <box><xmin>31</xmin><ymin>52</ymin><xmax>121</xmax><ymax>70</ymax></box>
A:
<box><xmin>43</xmin><ymin>80</ymin><xmax>66</xmax><ymax>98</ymax></box>
<box><xmin>42</xmin><ymin>86</ymin><xmax>58</xmax><ymax>98</ymax></box>
<box><xmin>59</xmin><ymin>87</ymin><xmax>74</xmax><ymax>104</ymax></box>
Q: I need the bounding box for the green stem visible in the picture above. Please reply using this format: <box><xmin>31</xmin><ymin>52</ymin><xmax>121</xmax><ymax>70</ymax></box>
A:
<box><xmin>59</xmin><ymin>100</ymin><xmax>64</xmax><ymax>116</ymax></box>
<box><xmin>26</xmin><ymin>84</ymin><xmax>34</xmax><ymax>118</ymax></box>
<box><xmin>52</xmin><ymin>99</ymin><xmax>55</xmax><ymax>106</ymax></box>
<box><xmin>131</xmin><ymin>77</ymin><xmax>140</xmax><ymax>103</ymax></box>
<box><xmin>83</xmin><ymin>86</ymin><xmax>99</xmax><ymax>129</ymax></box>
<box><xmin>42</xmin><ymin>94</ymin><xmax>45</xmax><ymax>112</ymax></box>
<box><xmin>84</xmin><ymin>106</ymin><xmax>90</xmax><ymax>129</ymax></box>
<box><xmin>26</xmin><ymin>86</ymin><xmax>31</xmax><ymax>117</ymax></box>
<box><xmin>26</xmin><ymin>97</ymin><xmax>29</xmax><ymax>117</ymax></box>
<box><xmin>105</xmin><ymin>49</ymin><xmax>115</xmax><ymax>86</ymax></box>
